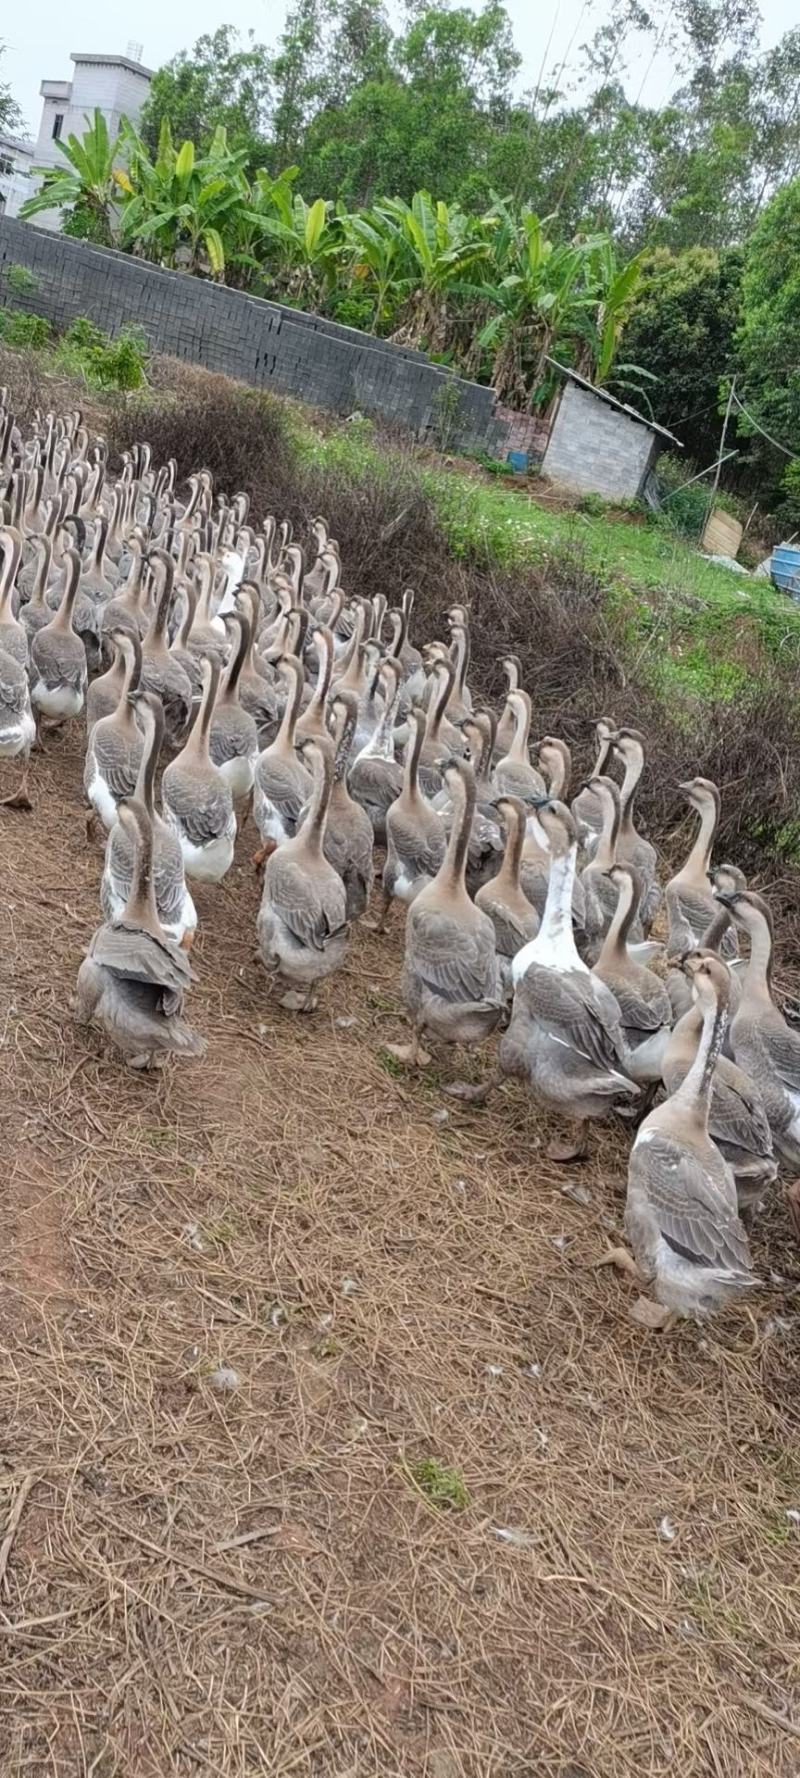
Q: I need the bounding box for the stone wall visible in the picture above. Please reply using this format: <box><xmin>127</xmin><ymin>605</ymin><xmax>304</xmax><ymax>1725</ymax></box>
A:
<box><xmin>541</xmin><ymin>379</ymin><xmax>657</xmax><ymax>500</ymax></box>
<box><xmin>0</xmin><ymin>218</ymin><xmax>504</xmax><ymax>455</ymax></box>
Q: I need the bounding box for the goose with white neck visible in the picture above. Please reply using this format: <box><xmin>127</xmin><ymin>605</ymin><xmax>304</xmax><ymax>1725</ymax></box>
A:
<box><xmin>476</xmin><ymin>795</ymin><xmax>539</xmax><ymax>997</ymax></box>
<box><xmin>390</xmin><ymin>758</ymin><xmax>503</xmax><ymax>1068</ymax></box>
<box><xmin>715</xmin><ymin>887</ymin><xmax>800</xmax><ymax>1168</ymax></box>
<box><xmin>30</xmin><ymin>546</ymin><xmax>88</xmax><ymax>722</ymax></box>
<box><xmin>102</xmin><ymin>692</ymin><xmax>196</xmax><ymax>946</ymax></box>
<box><xmin>662</xmin><ymin>951</ymin><xmax>776</xmax><ymax>1222</ymax></box>
<box><xmin>257</xmin><ymin>734</ymin><xmax>349</xmax><ymax>1010</ymax></box>
<box><xmin>252</xmin><ymin>655</ymin><xmax>313</xmax><ymax>857</ymax></box>
<box><xmin>83</xmin><ymin>630</ymin><xmax>144</xmax><ymax>834</ymax></box>
<box><xmin>616</xmin><ymin>953</ymin><xmax>754</xmax><ymax>1326</ymax></box>
<box><xmin>162</xmin><ymin>658</ymin><xmax>236</xmax><ymax>882</ymax></box>
<box><xmin>76</xmin><ymin>797</ymin><xmax>205</xmax><ymax>1069</ymax></box>
<box><xmin>592</xmin><ymin>866</ymin><xmax>672</xmax><ymax>1085</ymax></box>
<box><xmin>369</xmin><ymin>715</ymin><xmax>442</xmax><ymax>935</ymax></box>
<box><xmin>500</xmin><ymin>801</ymin><xmax>638</xmax><ymax>1157</ymax></box>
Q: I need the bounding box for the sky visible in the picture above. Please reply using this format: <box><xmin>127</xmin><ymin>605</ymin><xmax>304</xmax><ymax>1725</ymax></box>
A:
<box><xmin>5</xmin><ymin>0</ymin><xmax>797</xmax><ymax>141</ymax></box>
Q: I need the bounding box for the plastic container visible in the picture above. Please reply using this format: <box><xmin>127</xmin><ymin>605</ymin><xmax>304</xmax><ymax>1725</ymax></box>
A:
<box><xmin>506</xmin><ymin>450</ymin><xmax>529</xmax><ymax>474</ymax></box>
<box><xmin>771</xmin><ymin>544</ymin><xmax>800</xmax><ymax>601</ymax></box>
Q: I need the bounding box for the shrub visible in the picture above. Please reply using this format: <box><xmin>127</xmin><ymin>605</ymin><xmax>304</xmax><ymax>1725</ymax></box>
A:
<box><xmin>0</xmin><ymin>310</ymin><xmax>51</xmax><ymax>349</ymax></box>
<box><xmin>105</xmin><ymin>359</ymin><xmax>294</xmax><ymax>506</ymax></box>
<box><xmin>4</xmin><ymin>264</ymin><xmax>38</xmax><ymax>297</ymax></box>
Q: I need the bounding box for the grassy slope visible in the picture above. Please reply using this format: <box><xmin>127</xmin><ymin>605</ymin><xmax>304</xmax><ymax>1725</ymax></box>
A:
<box><xmin>297</xmin><ymin>422</ymin><xmax>800</xmax><ymax>702</ymax></box>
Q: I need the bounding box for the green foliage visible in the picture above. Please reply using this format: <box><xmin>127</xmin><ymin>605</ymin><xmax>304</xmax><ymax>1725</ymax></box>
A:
<box><xmin>0</xmin><ymin>40</ymin><xmax>23</xmax><ymax>138</ymax></box>
<box><xmin>20</xmin><ymin>108</ymin><xmax>126</xmax><ymax>243</ymax></box>
<box><xmin>4</xmin><ymin>264</ymin><xmax>38</xmax><ymax>297</ymax></box>
<box><xmin>138</xmin><ymin>25</ymin><xmax>272</xmax><ymax>164</ymax></box>
<box><xmin>0</xmin><ymin>310</ymin><xmax>51</xmax><ymax>348</ymax></box>
<box><xmin>409</xmin><ymin>1456</ymin><xmax>468</xmax><ymax>1510</ymax></box>
<box><xmin>615</xmin><ymin>248</ymin><xmax>743</xmax><ymax>463</ymax></box>
<box><xmin>733</xmin><ymin>176</ymin><xmax>800</xmax><ymax>513</ymax></box>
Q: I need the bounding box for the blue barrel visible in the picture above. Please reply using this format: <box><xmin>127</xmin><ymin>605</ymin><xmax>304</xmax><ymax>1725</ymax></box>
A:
<box><xmin>771</xmin><ymin>544</ymin><xmax>800</xmax><ymax>600</ymax></box>
<box><xmin>506</xmin><ymin>450</ymin><xmax>529</xmax><ymax>474</ymax></box>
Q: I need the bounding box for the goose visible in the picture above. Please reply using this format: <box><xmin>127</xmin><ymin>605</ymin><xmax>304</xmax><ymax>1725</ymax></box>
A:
<box><xmin>592</xmin><ymin>866</ymin><xmax>672</xmax><ymax>1085</ymax></box>
<box><xmin>417</xmin><ymin>661</ymin><xmax>460</xmax><ymax>797</ymax></box>
<box><xmin>19</xmin><ymin>535</ymin><xmax>54</xmax><ymax>643</ymax></box>
<box><xmin>475</xmin><ymin>795</ymin><xmax>539</xmax><ymax>996</ymax></box>
<box><xmin>390</xmin><ymin>758</ymin><xmax>503</xmax><ymax>1069</ymax></box>
<box><xmin>445</xmin><ymin>620</ymin><xmax>473</xmax><ymax>723</ymax></box>
<box><xmin>380</xmin><ymin>708</ymin><xmax>447</xmax><ymax>931</ymax></box>
<box><xmin>79</xmin><ymin>513</ymin><xmax>117</xmax><ymax>601</ymax></box>
<box><xmin>714</xmin><ymin>887</ymin><xmax>800</xmax><ymax>1168</ymax></box>
<box><xmin>662</xmin><ymin>954</ymin><xmax>776</xmax><ymax>1222</ymax></box>
<box><xmin>139</xmin><ymin>550</ymin><xmax>193</xmax><ymax>744</ymax></box>
<box><xmin>296</xmin><ymin>626</ymin><xmax>334</xmax><ymax>742</ymax></box>
<box><xmin>99</xmin><ymin>527</ymin><xmax>149</xmax><ymax>645</ymax></box>
<box><xmin>571</xmin><ymin>717</ymin><xmax>617</xmax><ymax>847</ymax></box>
<box><xmin>0</xmin><ymin>644</ymin><xmax>36</xmax><ymax>810</ymax></box>
<box><xmin>499</xmin><ymin>801</ymin><xmax>638</xmax><ymax>1155</ymax></box>
<box><xmin>86</xmin><ymin>629</ymin><xmax>142</xmax><ymax>733</ymax></box>
<box><xmin>30</xmin><ymin>547</ymin><xmax>88</xmax><ymax>722</ymax></box>
<box><xmin>312</xmin><ymin>689</ymin><xmax>374</xmax><ymax>921</ymax></box>
<box><xmin>665</xmin><ymin>778</ymin><xmax>737</xmax><ymax>958</ymax></box>
<box><xmin>579</xmin><ymin>774</ymin><xmax>623</xmax><ymax>954</ymax></box>
<box><xmin>208</xmin><ymin>613</ymin><xmax>259</xmax><ymax>799</ymax></box>
<box><xmin>234</xmin><ymin>585</ymin><xmax>281</xmax><ymax>740</ymax></box>
<box><xmin>493</xmin><ymin>655</ymin><xmax>522</xmax><ymax>759</ymax></box>
<box><xmin>454</xmin><ymin>712</ymin><xmax>504</xmax><ymax>892</ymax></box>
<box><xmin>396</xmin><ymin>588</ymin><xmax>425</xmax><ymax>700</ymax></box>
<box><xmin>0</xmin><ymin>528</ymin><xmax>27</xmax><ymax>667</ymax></box>
<box><xmin>257</xmin><ymin>734</ymin><xmax>349</xmax><ymax>1011</ymax></box>
<box><xmin>612</xmin><ymin>729</ymin><xmax>661</xmax><ymax>931</ymax></box>
<box><xmin>348</xmin><ymin>658</ymin><xmax>404</xmax><ymax>843</ymax></box>
<box><xmin>102</xmin><ymin>692</ymin><xmax>197</xmax><ymax>948</ymax></box>
<box><xmin>167</xmin><ymin>580</ymin><xmax>205</xmax><ymax>703</ymax></box>
<box><xmin>537</xmin><ymin>735</ymin><xmax>573</xmax><ymax>803</ymax></box>
<box><xmin>616</xmin><ymin>952</ymin><xmax>754</xmax><ymax>1328</ymax></box>
<box><xmin>75</xmin><ymin>798</ymin><xmax>205</xmax><ymax>1070</ymax></box>
<box><xmin>252</xmin><ymin>655</ymin><xmax>313</xmax><ymax>859</ymax></box>
<box><xmin>84</xmin><ymin>631</ymin><xmax>144</xmax><ymax>835</ymax></box>
<box><xmin>493</xmin><ymin>690</ymin><xmax>546</xmax><ymax>803</ymax></box>
<box><xmin>162</xmin><ymin>658</ymin><xmax>236</xmax><ymax>883</ymax></box>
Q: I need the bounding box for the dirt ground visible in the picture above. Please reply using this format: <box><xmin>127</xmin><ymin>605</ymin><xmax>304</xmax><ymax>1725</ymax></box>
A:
<box><xmin>1</xmin><ymin>725</ymin><xmax>799</xmax><ymax>1778</ymax></box>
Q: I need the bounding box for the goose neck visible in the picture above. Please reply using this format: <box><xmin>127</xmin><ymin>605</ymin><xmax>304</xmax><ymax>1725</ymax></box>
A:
<box><xmin>440</xmin><ymin>774</ymin><xmax>476</xmax><ymax>893</ymax></box>
<box><xmin>684</xmin><ymin>797</ymin><xmax>718</xmax><ymax>881</ymax></box>
<box><xmin>671</xmin><ymin>989</ymin><xmax>726</xmax><ymax>1116</ymax></box>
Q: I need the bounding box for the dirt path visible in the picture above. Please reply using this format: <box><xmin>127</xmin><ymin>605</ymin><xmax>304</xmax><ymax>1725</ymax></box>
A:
<box><xmin>0</xmin><ymin>727</ymin><xmax>799</xmax><ymax>1777</ymax></box>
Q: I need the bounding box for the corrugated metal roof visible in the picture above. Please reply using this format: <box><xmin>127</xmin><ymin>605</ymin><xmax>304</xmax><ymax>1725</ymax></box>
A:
<box><xmin>546</xmin><ymin>358</ymin><xmax>683</xmax><ymax>447</ymax></box>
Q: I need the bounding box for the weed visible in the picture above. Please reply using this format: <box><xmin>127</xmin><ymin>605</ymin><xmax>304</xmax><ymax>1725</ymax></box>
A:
<box><xmin>378</xmin><ymin>1049</ymin><xmax>406</xmax><ymax>1078</ymax></box>
<box><xmin>4</xmin><ymin>264</ymin><xmax>38</xmax><ymax>297</ymax></box>
<box><xmin>0</xmin><ymin>310</ymin><xmax>51</xmax><ymax>349</ymax></box>
<box><xmin>408</xmin><ymin>1456</ymin><xmax>469</xmax><ymax>1510</ymax></box>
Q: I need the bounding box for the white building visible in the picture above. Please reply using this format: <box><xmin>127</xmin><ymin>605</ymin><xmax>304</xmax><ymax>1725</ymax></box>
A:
<box><xmin>31</xmin><ymin>49</ymin><xmax>153</xmax><ymax>230</ymax></box>
<box><xmin>0</xmin><ymin>134</ymin><xmax>35</xmax><ymax>219</ymax></box>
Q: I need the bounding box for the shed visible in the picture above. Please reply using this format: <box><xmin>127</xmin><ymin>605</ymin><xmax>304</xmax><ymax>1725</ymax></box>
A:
<box><xmin>541</xmin><ymin>361</ymin><xmax>682</xmax><ymax>501</ymax></box>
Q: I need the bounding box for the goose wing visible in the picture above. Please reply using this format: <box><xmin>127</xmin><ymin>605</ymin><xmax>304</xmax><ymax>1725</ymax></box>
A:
<box><xmin>758</xmin><ymin>1008</ymin><xmax>800</xmax><ymax>1095</ymax></box>
<box><xmin>516</xmin><ymin>963</ymin><xmax>630</xmax><ymax>1075</ymax></box>
<box><xmin>90</xmin><ymin>919</ymin><xmax>193</xmax><ymax>1010</ymax></box>
<box><xmin>629</xmin><ymin>1132</ymin><xmax>752</xmax><ymax>1275</ymax></box>
<box><xmin>265</xmin><ymin>853</ymin><xmax>347</xmax><ymax>952</ymax></box>
<box><xmin>0</xmin><ymin>649</ymin><xmax>30</xmax><ymax>716</ymax></box>
<box><xmin>164</xmin><ymin>765</ymin><xmax>232</xmax><ymax>847</ymax></box>
<box><xmin>712</xmin><ymin>1064</ymin><xmax>774</xmax><ymax>1157</ymax></box>
<box><xmin>408</xmin><ymin>904</ymin><xmax>500</xmax><ymax>1006</ymax></box>
<box><xmin>256</xmin><ymin>753</ymin><xmax>311</xmax><ymax>830</ymax></box>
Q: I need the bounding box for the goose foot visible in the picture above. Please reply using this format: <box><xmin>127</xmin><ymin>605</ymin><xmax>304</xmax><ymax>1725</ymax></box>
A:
<box><xmin>252</xmin><ymin>839</ymin><xmax>276</xmax><ymax>872</ymax></box>
<box><xmin>445</xmin><ymin>1068</ymin><xmax>501</xmax><ymax>1105</ymax></box>
<box><xmin>278</xmin><ymin>987</ymin><xmax>318</xmax><ymax>1012</ymax></box>
<box><xmin>547</xmin><ymin>1127</ymin><xmax>588</xmax><ymax>1163</ymax></box>
<box><xmin>0</xmin><ymin>771</ymin><xmax>33</xmax><ymax>811</ymax></box>
<box><xmin>384</xmin><ymin>1039</ymin><xmax>431</xmax><ymax>1069</ymax></box>
<box><xmin>595</xmin><ymin>1244</ymin><xmax>640</xmax><ymax>1278</ymax></box>
<box><xmin>363</xmin><ymin>889</ymin><xmax>392</xmax><ymax>934</ymax></box>
<box><xmin>628</xmin><ymin>1296</ymin><xmax>677</xmax><ymax>1332</ymax></box>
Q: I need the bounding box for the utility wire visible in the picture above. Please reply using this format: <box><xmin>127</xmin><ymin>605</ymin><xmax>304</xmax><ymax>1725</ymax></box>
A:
<box><xmin>731</xmin><ymin>391</ymin><xmax>800</xmax><ymax>462</ymax></box>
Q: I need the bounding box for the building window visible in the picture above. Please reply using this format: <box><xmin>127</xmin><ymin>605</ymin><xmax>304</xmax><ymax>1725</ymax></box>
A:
<box><xmin>52</xmin><ymin>113</ymin><xmax>64</xmax><ymax>140</ymax></box>
<box><xmin>0</xmin><ymin>157</ymin><xmax>12</xmax><ymax>176</ymax></box>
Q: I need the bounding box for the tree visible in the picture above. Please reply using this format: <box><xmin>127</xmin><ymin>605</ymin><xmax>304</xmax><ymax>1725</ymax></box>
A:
<box><xmin>0</xmin><ymin>41</ymin><xmax>23</xmax><ymax>139</ymax></box>
<box><xmin>20</xmin><ymin>110</ymin><xmax>129</xmax><ymax>244</ymax></box>
<box><xmin>612</xmin><ymin>246</ymin><xmax>743</xmax><ymax>458</ymax></box>
<box><xmin>119</xmin><ymin>121</ymin><xmax>253</xmax><ymax>279</ymax></box>
<box><xmin>138</xmin><ymin>27</ymin><xmax>272</xmax><ymax>167</ymax></box>
<box><xmin>733</xmin><ymin>176</ymin><xmax>800</xmax><ymax>509</ymax></box>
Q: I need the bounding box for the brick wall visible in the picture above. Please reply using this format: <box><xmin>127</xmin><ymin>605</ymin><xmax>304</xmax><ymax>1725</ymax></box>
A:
<box><xmin>0</xmin><ymin>218</ymin><xmax>505</xmax><ymax>455</ymax></box>
<box><xmin>541</xmin><ymin>380</ymin><xmax>657</xmax><ymax>500</ymax></box>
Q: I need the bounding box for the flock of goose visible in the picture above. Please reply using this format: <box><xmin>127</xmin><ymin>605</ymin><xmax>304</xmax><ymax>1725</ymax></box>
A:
<box><xmin>1</xmin><ymin>401</ymin><xmax>799</xmax><ymax>1332</ymax></box>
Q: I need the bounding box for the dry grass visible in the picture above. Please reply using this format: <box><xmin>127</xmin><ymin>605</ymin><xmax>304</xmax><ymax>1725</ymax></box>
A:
<box><xmin>2</xmin><ymin>727</ymin><xmax>800</xmax><ymax>1777</ymax></box>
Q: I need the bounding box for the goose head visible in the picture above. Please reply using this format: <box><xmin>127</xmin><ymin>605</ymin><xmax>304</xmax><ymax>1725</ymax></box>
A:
<box><xmin>526</xmin><ymin>798</ymin><xmax>577</xmax><ymax>858</ymax></box>
<box><xmin>678</xmin><ymin>775</ymin><xmax>721</xmax><ymax>818</ymax></box>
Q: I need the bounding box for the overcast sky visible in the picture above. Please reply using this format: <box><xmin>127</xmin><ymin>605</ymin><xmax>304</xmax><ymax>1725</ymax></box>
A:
<box><xmin>7</xmin><ymin>0</ymin><xmax>796</xmax><ymax>141</ymax></box>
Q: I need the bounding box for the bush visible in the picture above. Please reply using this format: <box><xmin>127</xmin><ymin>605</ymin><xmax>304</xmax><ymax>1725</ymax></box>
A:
<box><xmin>4</xmin><ymin>264</ymin><xmax>38</xmax><ymax>297</ymax></box>
<box><xmin>0</xmin><ymin>310</ymin><xmax>52</xmax><ymax>349</ymax></box>
<box><xmin>105</xmin><ymin>359</ymin><xmax>294</xmax><ymax>507</ymax></box>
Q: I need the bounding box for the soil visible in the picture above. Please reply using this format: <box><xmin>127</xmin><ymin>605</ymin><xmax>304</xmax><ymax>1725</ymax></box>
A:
<box><xmin>1</xmin><ymin>727</ymin><xmax>799</xmax><ymax>1777</ymax></box>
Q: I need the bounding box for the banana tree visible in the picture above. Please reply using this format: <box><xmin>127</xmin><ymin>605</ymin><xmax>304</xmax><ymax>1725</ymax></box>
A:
<box><xmin>248</xmin><ymin>177</ymin><xmax>341</xmax><ymax>304</ymax></box>
<box><xmin>379</xmin><ymin>191</ymin><xmax>494</xmax><ymax>350</ymax></box>
<box><xmin>20</xmin><ymin>108</ymin><xmax>129</xmax><ymax>242</ymax></box>
<box><xmin>117</xmin><ymin>120</ymin><xmax>252</xmax><ymax>280</ymax></box>
<box><xmin>337</xmin><ymin>207</ymin><xmax>414</xmax><ymax>329</ymax></box>
<box><xmin>474</xmin><ymin>208</ymin><xmax>594</xmax><ymax>407</ymax></box>
<box><xmin>574</xmin><ymin>237</ymin><xmax>643</xmax><ymax>383</ymax></box>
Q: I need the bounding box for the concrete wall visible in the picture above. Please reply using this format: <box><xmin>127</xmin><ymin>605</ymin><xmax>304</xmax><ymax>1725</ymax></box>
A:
<box><xmin>541</xmin><ymin>379</ymin><xmax>657</xmax><ymax>500</ymax></box>
<box><xmin>0</xmin><ymin>217</ymin><xmax>505</xmax><ymax>454</ymax></box>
